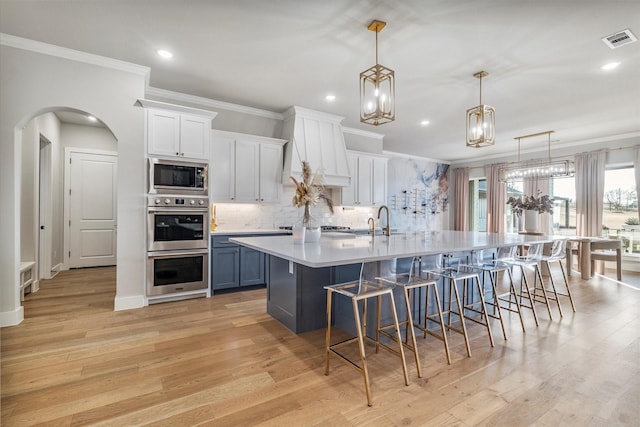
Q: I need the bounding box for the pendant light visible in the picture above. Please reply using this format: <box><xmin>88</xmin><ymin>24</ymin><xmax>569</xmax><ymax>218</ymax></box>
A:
<box><xmin>498</xmin><ymin>131</ymin><xmax>575</xmax><ymax>182</ymax></box>
<box><xmin>466</xmin><ymin>71</ymin><xmax>495</xmax><ymax>147</ymax></box>
<box><xmin>360</xmin><ymin>20</ymin><xmax>395</xmax><ymax>126</ymax></box>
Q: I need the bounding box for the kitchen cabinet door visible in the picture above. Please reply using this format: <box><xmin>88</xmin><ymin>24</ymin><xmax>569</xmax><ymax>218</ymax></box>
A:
<box><xmin>179</xmin><ymin>114</ymin><xmax>210</xmax><ymax>160</ymax></box>
<box><xmin>340</xmin><ymin>154</ymin><xmax>358</xmax><ymax>206</ymax></box>
<box><xmin>211</xmin><ymin>247</ymin><xmax>240</xmax><ymax>290</ymax></box>
<box><xmin>259</xmin><ymin>143</ymin><xmax>283</xmax><ymax>203</ymax></box>
<box><xmin>240</xmin><ymin>247</ymin><xmax>265</xmax><ymax>286</ymax></box>
<box><xmin>372</xmin><ymin>157</ymin><xmax>387</xmax><ymax>206</ymax></box>
<box><xmin>234</xmin><ymin>139</ymin><xmax>260</xmax><ymax>202</ymax></box>
<box><xmin>147</xmin><ymin>109</ymin><xmax>181</xmax><ymax>157</ymax></box>
<box><xmin>356</xmin><ymin>156</ymin><xmax>373</xmax><ymax>206</ymax></box>
<box><xmin>210</xmin><ymin>134</ymin><xmax>236</xmax><ymax>201</ymax></box>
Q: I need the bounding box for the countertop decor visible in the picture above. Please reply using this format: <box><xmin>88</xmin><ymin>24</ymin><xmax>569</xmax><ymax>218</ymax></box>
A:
<box><xmin>290</xmin><ymin>160</ymin><xmax>334</xmax><ymax>227</ymax></box>
<box><xmin>507</xmin><ymin>190</ymin><xmax>554</xmax><ymax>216</ymax></box>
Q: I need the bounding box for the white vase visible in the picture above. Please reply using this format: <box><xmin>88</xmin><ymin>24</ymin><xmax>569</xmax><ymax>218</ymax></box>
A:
<box><xmin>524</xmin><ymin>210</ymin><xmax>539</xmax><ymax>233</ymax></box>
<box><xmin>292</xmin><ymin>224</ymin><xmax>306</xmax><ymax>244</ymax></box>
<box><xmin>305</xmin><ymin>227</ymin><xmax>321</xmax><ymax>242</ymax></box>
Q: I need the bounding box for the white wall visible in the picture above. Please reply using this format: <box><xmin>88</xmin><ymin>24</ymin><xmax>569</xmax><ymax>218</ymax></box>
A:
<box><xmin>61</xmin><ymin>122</ymin><xmax>118</xmax><ymax>152</ymax></box>
<box><xmin>0</xmin><ymin>40</ymin><xmax>148</xmax><ymax>326</ymax></box>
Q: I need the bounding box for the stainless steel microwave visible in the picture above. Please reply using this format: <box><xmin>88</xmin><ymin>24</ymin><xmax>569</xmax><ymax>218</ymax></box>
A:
<box><xmin>148</xmin><ymin>158</ymin><xmax>208</xmax><ymax>196</ymax></box>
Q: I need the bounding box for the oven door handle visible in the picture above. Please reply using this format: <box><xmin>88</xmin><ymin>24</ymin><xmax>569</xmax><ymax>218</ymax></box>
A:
<box><xmin>148</xmin><ymin>249</ymin><xmax>209</xmax><ymax>258</ymax></box>
<box><xmin>148</xmin><ymin>207</ymin><xmax>209</xmax><ymax>213</ymax></box>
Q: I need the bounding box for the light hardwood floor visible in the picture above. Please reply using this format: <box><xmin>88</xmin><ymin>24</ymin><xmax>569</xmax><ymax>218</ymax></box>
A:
<box><xmin>1</xmin><ymin>266</ymin><xmax>639</xmax><ymax>426</ymax></box>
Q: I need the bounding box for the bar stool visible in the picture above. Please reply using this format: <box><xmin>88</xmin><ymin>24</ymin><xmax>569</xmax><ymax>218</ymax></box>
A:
<box><xmin>433</xmin><ymin>266</ymin><xmax>495</xmax><ymax>349</ymax></box>
<box><xmin>504</xmin><ymin>242</ymin><xmax>555</xmax><ymax>321</ymax></box>
<box><xmin>324</xmin><ymin>262</ymin><xmax>409</xmax><ymax>407</ymax></box>
<box><xmin>376</xmin><ymin>256</ymin><xmax>447</xmax><ymax>369</ymax></box>
<box><xmin>540</xmin><ymin>239</ymin><xmax>576</xmax><ymax>313</ymax></box>
<box><xmin>458</xmin><ymin>246</ymin><xmax>523</xmax><ymax>337</ymax></box>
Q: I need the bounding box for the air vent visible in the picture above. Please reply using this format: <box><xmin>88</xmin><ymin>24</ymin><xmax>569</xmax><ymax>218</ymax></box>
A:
<box><xmin>602</xmin><ymin>28</ymin><xmax>638</xmax><ymax>49</ymax></box>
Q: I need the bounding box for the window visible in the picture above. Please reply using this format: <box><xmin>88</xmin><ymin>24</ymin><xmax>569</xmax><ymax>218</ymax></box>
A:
<box><xmin>550</xmin><ymin>177</ymin><xmax>576</xmax><ymax>236</ymax></box>
<box><xmin>602</xmin><ymin>166</ymin><xmax>638</xmax><ymax>254</ymax></box>
<box><xmin>469</xmin><ymin>179</ymin><xmax>486</xmax><ymax>232</ymax></box>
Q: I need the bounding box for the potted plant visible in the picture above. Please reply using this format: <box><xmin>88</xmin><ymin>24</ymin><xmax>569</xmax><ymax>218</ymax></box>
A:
<box><xmin>507</xmin><ymin>190</ymin><xmax>554</xmax><ymax>232</ymax></box>
<box><xmin>622</xmin><ymin>217</ymin><xmax>640</xmax><ymax>230</ymax></box>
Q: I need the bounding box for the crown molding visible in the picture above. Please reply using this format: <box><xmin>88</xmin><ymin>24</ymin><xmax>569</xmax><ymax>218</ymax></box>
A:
<box><xmin>382</xmin><ymin>150</ymin><xmax>449</xmax><ymax>164</ymax></box>
<box><xmin>342</xmin><ymin>126</ymin><xmax>385</xmax><ymax>140</ymax></box>
<box><xmin>146</xmin><ymin>86</ymin><xmax>283</xmax><ymax>120</ymax></box>
<box><xmin>0</xmin><ymin>33</ymin><xmax>150</xmax><ymax>84</ymax></box>
<box><xmin>449</xmin><ymin>131</ymin><xmax>640</xmax><ymax>166</ymax></box>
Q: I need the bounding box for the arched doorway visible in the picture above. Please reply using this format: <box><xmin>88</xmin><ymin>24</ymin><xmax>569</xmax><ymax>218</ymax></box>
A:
<box><xmin>19</xmin><ymin>107</ymin><xmax>118</xmax><ymax>306</ymax></box>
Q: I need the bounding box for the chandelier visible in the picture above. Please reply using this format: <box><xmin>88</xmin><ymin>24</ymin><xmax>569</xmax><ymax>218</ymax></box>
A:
<box><xmin>360</xmin><ymin>20</ymin><xmax>395</xmax><ymax>126</ymax></box>
<box><xmin>466</xmin><ymin>71</ymin><xmax>496</xmax><ymax>148</ymax></box>
<box><xmin>498</xmin><ymin>131</ymin><xmax>575</xmax><ymax>182</ymax></box>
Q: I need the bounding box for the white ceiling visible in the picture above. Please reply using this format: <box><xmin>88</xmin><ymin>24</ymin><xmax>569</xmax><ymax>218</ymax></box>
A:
<box><xmin>1</xmin><ymin>0</ymin><xmax>639</xmax><ymax>162</ymax></box>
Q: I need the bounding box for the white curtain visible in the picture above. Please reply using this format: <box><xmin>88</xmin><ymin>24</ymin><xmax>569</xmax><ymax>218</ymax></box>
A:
<box><xmin>453</xmin><ymin>167</ymin><xmax>469</xmax><ymax>231</ymax></box>
<box><xmin>485</xmin><ymin>163</ymin><xmax>506</xmax><ymax>233</ymax></box>
<box><xmin>575</xmin><ymin>150</ymin><xmax>607</xmax><ymax>237</ymax></box>
<box><xmin>524</xmin><ymin>177</ymin><xmax>551</xmax><ymax>234</ymax></box>
<box><xmin>635</xmin><ymin>146</ymin><xmax>640</xmax><ymax>220</ymax></box>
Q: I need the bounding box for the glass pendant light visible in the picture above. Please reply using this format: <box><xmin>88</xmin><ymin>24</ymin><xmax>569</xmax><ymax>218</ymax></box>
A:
<box><xmin>466</xmin><ymin>71</ymin><xmax>496</xmax><ymax>147</ymax></box>
<box><xmin>360</xmin><ymin>20</ymin><xmax>395</xmax><ymax>126</ymax></box>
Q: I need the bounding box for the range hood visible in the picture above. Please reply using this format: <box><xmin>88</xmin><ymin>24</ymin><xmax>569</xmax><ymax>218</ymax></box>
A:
<box><xmin>281</xmin><ymin>106</ymin><xmax>351</xmax><ymax>187</ymax></box>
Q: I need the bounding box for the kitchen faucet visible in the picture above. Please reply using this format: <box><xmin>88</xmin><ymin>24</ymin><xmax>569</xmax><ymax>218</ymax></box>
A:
<box><xmin>367</xmin><ymin>217</ymin><xmax>376</xmax><ymax>234</ymax></box>
<box><xmin>377</xmin><ymin>205</ymin><xmax>390</xmax><ymax>237</ymax></box>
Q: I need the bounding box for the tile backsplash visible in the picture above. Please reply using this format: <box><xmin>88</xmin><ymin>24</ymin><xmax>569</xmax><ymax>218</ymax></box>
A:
<box><xmin>212</xmin><ymin>155</ymin><xmax>450</xmax><ymax>232</ymax></box>
<box><xmin>212</xmin><ymin>201</ymin><xmax>378</xmax><ymax>230</ymax></box>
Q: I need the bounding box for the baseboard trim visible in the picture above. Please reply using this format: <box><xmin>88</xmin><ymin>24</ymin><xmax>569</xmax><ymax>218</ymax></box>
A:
<box><xmin>114</xmin><ymin>294</ymin><xmax>146</xmax><ymax>311</ymax></box>
<box><xmin>0</xmin><ymin>306</ymin><xmax>24</xmax><ymax>327</ymax></box>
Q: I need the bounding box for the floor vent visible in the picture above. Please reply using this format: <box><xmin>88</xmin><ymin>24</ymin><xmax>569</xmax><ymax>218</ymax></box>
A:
<box><xmin>602</xmin><ymin>29</ymin><xmax>638</xmax><ymax>49</ymax></box>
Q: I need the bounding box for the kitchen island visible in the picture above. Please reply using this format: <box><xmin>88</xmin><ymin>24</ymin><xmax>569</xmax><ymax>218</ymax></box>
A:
<box><xmin>230</xmin><ymin>230</ymin><xmax>555</xmax><ymax>333</ymax></box>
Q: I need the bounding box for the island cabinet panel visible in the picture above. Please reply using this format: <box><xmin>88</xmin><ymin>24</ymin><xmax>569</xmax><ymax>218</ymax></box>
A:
<box><xmin>267</xmin><ymin>256</ymin><xmax>367</xmax><ymax>334</ymax></box>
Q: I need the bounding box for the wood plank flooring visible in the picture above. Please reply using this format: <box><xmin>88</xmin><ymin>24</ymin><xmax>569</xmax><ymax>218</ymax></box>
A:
<box><xmin>1</xmin><ymin>266</ymin><xmax>639</xmax><ymax>426</ymax></box>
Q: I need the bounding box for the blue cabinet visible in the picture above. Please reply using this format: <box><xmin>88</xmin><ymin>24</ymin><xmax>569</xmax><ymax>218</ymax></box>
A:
<box><xmin>211</xmin><ymin>233</ymin><xmax>280</xmax><ymax>292</ymax></box>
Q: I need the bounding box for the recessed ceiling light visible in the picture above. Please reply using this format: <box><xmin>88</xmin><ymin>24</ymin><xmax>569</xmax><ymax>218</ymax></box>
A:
<box><xmin>420</xmin><ymin>120</ymin><xmax>430</xmax><ymax>126</ymax></box>
<box><xmin>87</xmin><ymin>115</ymin><xmax>97</xmax><ymax>122</ymax></box>
<box><xmin>325</xmin><ymin>94</ymin><xmax>336</xmax><ymax>102</ymax></box>
<box><xmin>601</xmin><ymin>61</ymin><xmax>620</xmax><ymax>70</ymax></box>
<box><xmin>157</xmin><ymin>49</ymin><xmax>173</xmax><ymax>59</ymax></box>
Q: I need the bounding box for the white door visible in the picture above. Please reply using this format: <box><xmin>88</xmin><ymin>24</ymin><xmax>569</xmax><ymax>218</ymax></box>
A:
<box><xmin>67</xmin><ymin>151</ymin><xmax>117</xmax><ymax>268</ymax></box>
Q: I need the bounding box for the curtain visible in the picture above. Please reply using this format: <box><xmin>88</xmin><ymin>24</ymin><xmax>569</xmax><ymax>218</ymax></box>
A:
<box><xmin>635</xmin><ymin>146</ymin><xmax>640</xmax><ymax>220</ymax></box>
<box><xmin>524</xmin><ymin>177</ymin><xmax>551</xmax><ymax>234</ymax></box>
<box><xmin>453</xmin><ymin>167</ymin><xmax>469</xmax><ymax>231</ymax></box>
<box><xmin>575</xmin><ymin>151</ymin><xmax>607</xmax><ymax>237</ymax></box>
<box><xmin>485</xmin><ymin>164</ymin><xmax>506</xmax><ymax>233</ymax></box>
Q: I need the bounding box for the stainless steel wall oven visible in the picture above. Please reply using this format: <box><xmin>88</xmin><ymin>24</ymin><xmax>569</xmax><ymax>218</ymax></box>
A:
<box><xmin>147</xmin><ymin>249</ymin><xmax>209</xmax><ymax>296</ymax></box>
<box><xmin>146</xmin><ymin>195</ymin><xmax>209</xmax><ymax>298</ymax></box>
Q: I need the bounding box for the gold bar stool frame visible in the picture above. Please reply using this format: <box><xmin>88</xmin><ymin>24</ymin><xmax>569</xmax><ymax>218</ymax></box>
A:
<box><xmin>375</xmin><ymin>257</ymin><xmax>425</xmax><ymax>377</ymax></box>
<box><xmin>324</xmin><ymin>262</ymin><xmax>410</xmax><ymax>407</ymax></box>
<box><xmin>504</xmin><ymin>242</ymin><xmax>552</xmax><ymax>322</ymax></box>
<box><xmin>433</xmin><ymin>267</ymin><xmax>495</xmax><ymax>349</ymax></box>
<box><xmin>409</xmin><ymin>255</ymin><xmax>457</xmax><ymax>364</ymax></box>
<box><xmin>459</xmin><ymin>246</ymin><xmax>527</xmax><ymax>335</ymax></box>
<box><xmin>539</xmin><ymin>239</ymin><xmax>575</xmax><ymax>313</ymax></box>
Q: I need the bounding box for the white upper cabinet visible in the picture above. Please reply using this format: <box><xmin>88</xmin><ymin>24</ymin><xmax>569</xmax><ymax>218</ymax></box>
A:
<box><xmin>337</xmin><ymin>151</ymin><xmax>388</xmax><ymax>207</ymax></box>
<box><xmin>138</xmin><ymin>99</ymin><xmax>216</xmax><ymax>161</ymax></box>
<box><xmin>210</xmin><ymin>130</ymin><xmax>286</xmax><ymax>204</ymax></box>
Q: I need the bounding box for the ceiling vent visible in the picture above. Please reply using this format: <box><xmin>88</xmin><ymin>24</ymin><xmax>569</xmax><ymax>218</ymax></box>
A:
<box><xmin>601</xmin><ymin>28</ymin><xmax>638</xmax><ymax>49</ymax></box>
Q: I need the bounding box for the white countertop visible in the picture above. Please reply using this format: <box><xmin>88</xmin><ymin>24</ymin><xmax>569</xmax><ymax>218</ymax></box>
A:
<box><xmin>230</xmin><ymin>230</ymin><xmax>557</xmax><ymax>268</ymax></box>
<box><xmin>210</xmin><ymin>229</ymin><xmax>290</xmax><ymax>235</ymax></box>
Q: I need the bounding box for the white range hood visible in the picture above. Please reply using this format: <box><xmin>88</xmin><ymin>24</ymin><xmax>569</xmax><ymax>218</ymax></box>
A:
<box><xmin>281</xmin><ymin>106</ymin><xmax>351</xmax><ymax>187</ymax></box>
